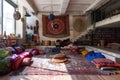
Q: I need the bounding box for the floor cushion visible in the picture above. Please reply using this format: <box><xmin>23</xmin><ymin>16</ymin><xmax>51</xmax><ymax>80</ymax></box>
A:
<box><xmin>11</xmin><ymin>56</ymin><xmax>23</xmax><ymax>70</ymax></box>
<box><xmin>5</xmin><ymin>47</ymin><xmax>17</xmax><ymax>54</ymax></box>
<box><xmin>22</xmin><ymin>57</ymin><xmax>32</xmax><ymax>66</ymax></box>
<box><xmin>81</xmin><ymin>50</ymin><xmax>88</xmax><ymax>56</ymax></box>
<box><xmin>52</xmin><ymin>47</ymin><xmax>60</xmax><ymax>54</ymax></box>
<box><xmin>51</xmin><ymin>53</ymin><xmax>68</xmax><ymax>63</ymax></box>
<box><xmin>0</xmin><ymin>50</ymin><xmax>9</xmax><ymax>59</ymax></box>
<box><xmin>92</xmin><ymin>58</ymin><xmax>120</xmax><ymax>68</ymax></box>
<box><xmin>86</xmin><ymin>51</ymin><xmax>105</xmax><ymax>62</ymax></box>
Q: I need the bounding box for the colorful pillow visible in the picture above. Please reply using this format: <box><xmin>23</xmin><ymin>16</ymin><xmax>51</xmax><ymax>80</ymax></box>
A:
<box><xmin>52</xmin><ymin>47</ymin><xmax>60</xmax><ymax>54</ymax></box>
<box><xmin>81</xmin><ymin>50</ymin><xmax>88</xmax><ymax>56</ymax></box>
<box><xmin>5</xmin><ymin>47</ymin><xmax>17</xmax><ymax>54</ymax></box>
<box><xmin>85</xmin><ymin>51</ymin><xmax>105</xmax><ymax>62</ymax></box>
<box><xmin>11</xmin><ymin>56</ymin><xmax>23</xmax><ymax>70</ymax></box>
<box><xmin>92</xmin><ymin>58</ymin><xmax>120</xmax><ymax>68</ymax></box>
<box><xmin>30</xmin><ymin>49</ymin><xmax>39</xmax><ymax>55</ymax></box>
<box><xmin>22</xmin><ymin>57</ymin><xmax>32</xmax><ymax>66</ymax></box>
<box><xmin>12</xmin><ymin>44</ymin><xmax>25</xmax><ymax>54</ymax></box>
<box><xmin>9</xmin><ymin>54</ymin><xmax>19</xmax><ymax>62</ymax></box>
<box><xmin>0</xmin><ymin>56</ymin><xmax>11</xmax><ymax>70</ymax></box>
<box><xmin>39</xmin><ymin>50</ymin><xmax>44</xmax><ymax>55</ymax></box>
<box><xmin>44</xmin><ymin>47</ymin><xmax>52</xmax><ymax>54</ymax></box>
<box><xmin>19</xmin><ymin>52</ymin><xmax>32</xmax><ymax>58</ymax></box>
<box><xmin>70</xmin><ymin>46</ymin><xmax>79</xmax><ymax>54</ymax></box>
<box><xmin>0</xmin><ymin>50</ymin><xmax>9</xmax><ymax>59</ymax></box>
<box><xmin>0</xmin><ymin>42</ymin><xmax>7</xmax><ymax>48</ymax></box>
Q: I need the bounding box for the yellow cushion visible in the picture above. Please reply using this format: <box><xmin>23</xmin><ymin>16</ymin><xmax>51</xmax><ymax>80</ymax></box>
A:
<box><xmin>81</xmin><ymin>50</ymin><xmax>88</xmax><ymax>56</ymax></box>
<box><xmin>51</xmin><ymin>53</ymin><xmax>68</xmax><ymax>63</ymax></box>
<box><xmin>51</xmin><ymin>58</ymin><xmax>68</xmax><ymax>63</ymax></box>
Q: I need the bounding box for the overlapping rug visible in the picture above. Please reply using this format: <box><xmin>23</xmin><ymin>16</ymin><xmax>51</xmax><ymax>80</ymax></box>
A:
<box><xmin>11</xmin><ymin>54</ymin><xmax>107</xmax><ymax>75</ymax></box>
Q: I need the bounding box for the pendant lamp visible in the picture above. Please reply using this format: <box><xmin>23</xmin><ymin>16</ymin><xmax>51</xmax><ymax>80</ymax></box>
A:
<box><xmin>48</xmin><ymin>0</ymin><xmax>55</xmax><ymax>20</ymax></box>
<box><xmin>48</xmin><ymin>13</ymin><xmax>55</xmax><ymax>20</ymax></box>
<box><xmin>25</xmin><ymin>11</ymin><xmax>31</xmax><ymax>17</ymax></box>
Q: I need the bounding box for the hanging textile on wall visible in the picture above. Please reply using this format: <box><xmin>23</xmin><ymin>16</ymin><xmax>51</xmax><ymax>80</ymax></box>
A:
<box><xmin>42</xmin><ymin>15</ymin><xmax>70</xmax><ymax>38</ymax></box>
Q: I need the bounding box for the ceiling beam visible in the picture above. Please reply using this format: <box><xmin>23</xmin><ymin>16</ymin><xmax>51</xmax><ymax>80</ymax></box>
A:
<box><xmin>85</xmin><ymin>0</ymin><xmax>110</xmax><ymax>12</ymax></box>
<box><xmin>60</xmin><ymin>0</ymin><xmax>70</xmax><ymax>14</ymax></box>
<box><xmin>26</xmin><ymin>0</ymin><xmax>38</xmax><ymax>12</ymax></box>
<box><xmin>36</xmin><ymin>2</ymin><xmax>60</xmax><ymax>5</ymax></box>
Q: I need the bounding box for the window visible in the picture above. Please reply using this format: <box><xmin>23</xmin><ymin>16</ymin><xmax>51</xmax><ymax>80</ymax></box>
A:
<box><xmin>3</xmin><ymin>0</ymin><xmax>15</xmax><ymax>35</ymax></box>
<box><xmin>0</xmin><ymin>0</ymin><xmax>2</xmax><ymax>34</ymax></box>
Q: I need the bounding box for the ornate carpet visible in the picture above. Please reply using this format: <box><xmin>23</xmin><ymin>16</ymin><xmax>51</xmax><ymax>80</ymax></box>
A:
<box><xmin>11</xmin><ymin>54</ymin><xmax>107</xmax><ymax>75</ymax></box>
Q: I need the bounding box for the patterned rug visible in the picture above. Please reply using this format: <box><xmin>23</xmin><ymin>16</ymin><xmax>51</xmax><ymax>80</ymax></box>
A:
<box><xmin>11</xmin><ymin>53</ymin><xmax>108</xmax><ymax>75</ymax></box>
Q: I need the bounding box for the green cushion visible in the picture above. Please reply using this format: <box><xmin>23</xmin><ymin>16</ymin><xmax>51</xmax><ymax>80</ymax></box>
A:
<box><xmin>0</xmin><ymin>56</ymin><xmax>11</xmax><ymax>70</ymax></box>
<box><xmin>0</xmin><ymin>50</ymin><xmax>9</xmax><ymax>59</ymax></box>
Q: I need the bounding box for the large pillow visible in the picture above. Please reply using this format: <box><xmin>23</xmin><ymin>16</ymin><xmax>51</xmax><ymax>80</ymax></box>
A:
<box><xmin>0</xmin><ymin>56</ymin><xmax>11</xmax><ymax>70</ymax></box>
<box><xmin>21</xmin><ymin>57</ymin><xmax>32</xmax><ymax>66</ymax></box>
<box><xmin>92</xmin><ymin>58</ymin><xmax>120</xmax><ymax>68</ymax></box>
<box><xmin>9</xmin><ymin>54</ymin><xmax>19</xmax><ymax>62</ymax></box>
<box><xmin>5</xmin><ymin>47</ymin><xmax>17</xmax><ymax>54</ymax></box>
<box><xmin>12</xmin><ymin>44</ymin><xmax>25</xmax><ymax>54</ymax></box>
<box><xmin>30</xmin><ymin>49</ymin><xmax>39</xmax><ymax>55</ymax></box>
<box><xmin>11</xmin><ymin>56</ymin><xmax>23</xmax><ymax>70</ymax></box>
<box><xmin>0</xmin><ymin>42</ymin><xmax>7</xmax><ymax>48</ymax></box>
<box><xmin>44</xmin><ymin>47</ymin><xmax>52</xmax><ymax>54</ymax></box>
<box><xmin>19</xmin><ymin>52</ymin><xmax>32</xmax><ymax>58</ymax></box>
<box><xmin>85</xmin><ymin>51</ymin><xmax>105</xmax><ymax>62</ymax></box>
<box><xmin>0</xmin><ymin>50</ymin><xmax>9</xmax><ymax>59</ymax></box>
<box><xmin>52</xmin><ymin>47</ymin><xmax>60</xmax><ymax>54</ymax></box>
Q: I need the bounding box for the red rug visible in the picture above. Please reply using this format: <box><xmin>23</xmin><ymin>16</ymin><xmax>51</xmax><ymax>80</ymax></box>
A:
<box><xmin>12</xmin><ymin>54</ymin><xmax>110</xmax><ymax>75</ymax></box>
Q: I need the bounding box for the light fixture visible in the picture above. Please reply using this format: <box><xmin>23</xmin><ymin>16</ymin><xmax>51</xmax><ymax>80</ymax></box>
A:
<box><xmin>25</xmin><ymin>11</ymin><xmax>31</xmax><ymax>17</ymax></box>
<box><xmin>48</xmin><ymin>0</ymin><xmax>55</xmax><ymax>20</ymax></box>
<box><xmin>48</xmin><ymin>13</ymin><xmax>55</xmax><ymax>20</ymax></box>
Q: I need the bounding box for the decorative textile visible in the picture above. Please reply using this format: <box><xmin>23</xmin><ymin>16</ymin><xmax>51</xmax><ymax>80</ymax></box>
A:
<box><xmin>42</xmin><ymin>15</ymin><xmax>70</xmax><ymax>38</ymax></box>
<box><xmin>92</xmin><ymin>58</ymin><xmax>120</xmax><ymax>68</ymax></box>
<box><xmin>12</xmin><ymin>54</ymin><xmax>108</xmax><ymax>75</ymax></box>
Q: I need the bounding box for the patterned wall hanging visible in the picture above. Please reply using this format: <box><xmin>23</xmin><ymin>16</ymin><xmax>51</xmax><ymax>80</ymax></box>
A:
<box><xmin>73</xmin><ymin>18</ymin><xmax>85</xmax><ymax>32</ymax></box>
<box><xmin>42</xmin><ymin>15</ymin><xmax>70</xmax><ymax>38</ymax></box>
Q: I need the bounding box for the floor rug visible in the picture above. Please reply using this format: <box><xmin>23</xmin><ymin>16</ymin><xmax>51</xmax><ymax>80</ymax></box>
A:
<box><xmin>11</xmin><ymin>53</ymin><xmax>110</xmax><ymax>75</ymax></box>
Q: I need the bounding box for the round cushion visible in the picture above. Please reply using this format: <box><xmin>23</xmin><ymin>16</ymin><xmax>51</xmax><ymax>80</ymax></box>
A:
<box><xmin>51</xmin><ymin>53</ymin><xmax>68</xmax><ymax>63</ymax></box>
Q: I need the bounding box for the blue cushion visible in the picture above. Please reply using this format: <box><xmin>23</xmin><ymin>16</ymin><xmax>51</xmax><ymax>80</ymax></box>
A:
<box><xmin>52</xmin><ymin>47</ymin><xmax>60</xmax><ymax>54</ymax></box>
<box><xmin>86</xmin><ymin>51</ymin><xmax>105</xmax><ymax>62</ymax></box>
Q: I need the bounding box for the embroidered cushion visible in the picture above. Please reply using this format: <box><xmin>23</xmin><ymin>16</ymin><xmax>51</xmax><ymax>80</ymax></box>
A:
<box><xmin>92</xmin><ymin>58</ymin><xmax>120</xmax><ymax>68</ymax></box>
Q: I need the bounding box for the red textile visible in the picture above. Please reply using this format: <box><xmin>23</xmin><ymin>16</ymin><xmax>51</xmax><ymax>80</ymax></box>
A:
<box><xmin>42</xmin><ymin>15</ymin><xmax>70</xmax><ymax>38</ymax></box>
<box><xmin>92</xmin><ymin>58</ymin><xmax>120</xmax><ymax>68</ymax></box>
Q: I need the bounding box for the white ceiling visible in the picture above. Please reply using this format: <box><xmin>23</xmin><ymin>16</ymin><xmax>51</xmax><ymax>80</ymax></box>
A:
<box><xmin>26</xmin><ymin>0</ymin><xmax>97</xmax><ymax>15</ymax></box>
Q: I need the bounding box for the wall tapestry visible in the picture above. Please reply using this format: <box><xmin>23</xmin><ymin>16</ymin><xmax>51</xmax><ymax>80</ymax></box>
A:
<box><xmin>42</xmin><ymin>15</ymin><xmax>70</xmax><ymax>38</ymax></box>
